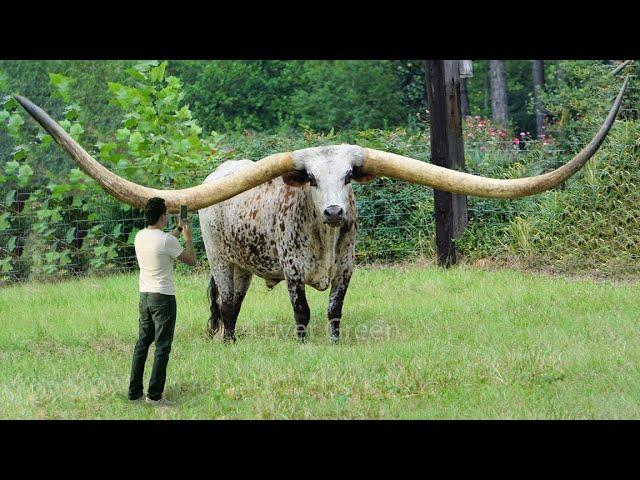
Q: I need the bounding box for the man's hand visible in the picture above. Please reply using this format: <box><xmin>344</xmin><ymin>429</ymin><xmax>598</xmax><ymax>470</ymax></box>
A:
<box><xmin>180</xmin><ymin>219</ymin><xmax>192</xmax><ymax>242</ymax></box>
<box><xmin>177</xmin><ymin>218</ymin><xmax>197</xmax><ymax>266</ymax></box>
<box><xmin>170</xmin><ymin>215</ymin><xmax>182</xmax><ymax>238</ymax></box>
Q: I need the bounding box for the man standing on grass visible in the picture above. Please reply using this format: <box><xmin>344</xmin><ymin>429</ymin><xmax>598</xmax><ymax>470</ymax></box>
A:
<box><xmin>128</xmin><ymin>197</ymin><xmax>197</xmax><ymax>406</ymax></box>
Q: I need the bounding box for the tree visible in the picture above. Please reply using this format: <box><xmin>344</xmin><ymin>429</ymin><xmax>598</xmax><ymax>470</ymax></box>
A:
<box><xmin>489</xmin><ymin>60</ymin><xmax>509</xmax><ymax>127</ymax></box>
<box><xmin>532</xmin><ymin>60</ymin><xmax>546</xmax><ymax>138</ymax></box>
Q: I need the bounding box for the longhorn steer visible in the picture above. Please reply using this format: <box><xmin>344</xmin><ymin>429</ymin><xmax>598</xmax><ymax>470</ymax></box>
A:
<box><xmin>199</xmin><ymin>146</ymin><xmax>372</xmax><ymax>342</ymax></box>
<box><xmin>12</xmin><ymin>76</ymin><xmax>628</xmax><ymax>343</ymax></box>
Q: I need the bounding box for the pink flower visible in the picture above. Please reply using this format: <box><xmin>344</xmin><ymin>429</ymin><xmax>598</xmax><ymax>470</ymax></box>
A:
<box><xmin>520</xmin><ymin>132</ymin><xmax>526</xmax><ymax>137</ymax></box>
<box><xmin>513</xmin><ymin>138</ymin><xmax>520</xmax><ymax>145</ymax></box>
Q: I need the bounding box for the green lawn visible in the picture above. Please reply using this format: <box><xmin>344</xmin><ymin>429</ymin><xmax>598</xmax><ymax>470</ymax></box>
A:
<box><xmin>1</xmin><ymin>265</ymin><xmax>639</xmax><ymax>419</ymax></box>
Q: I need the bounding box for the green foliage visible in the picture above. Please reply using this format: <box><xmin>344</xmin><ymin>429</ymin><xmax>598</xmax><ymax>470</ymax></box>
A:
<box><xmin>169</xmin><ymin>60</ymin><xmax>416</xmax><ymax>133</ymax></box>
<box><xmin>103</xmin><ymin>60</ymin><xmax>222</xmax><ymax>188</ymax></box>
<box><xmin>505</xmin><ymin>60</ymin><xmax>540</xmax><ymax>134</ymax></box>
<box><xmin>0</xmin><ymin>60</ymin><xmax>139</xmax><ymax>181</ymax></box>
<box><xmin>170</xmin><ymin>60</ymin><xmax>307</xmax><ymax>132</ymax></box>
<box><xmin>0</xmin><ymin>69</ymin><xmax>7</xmax><ymax>92</ymax></box>
<box><xmin>465</xmin><ymin>60</ymin><xmax>529</xmax><ymax>132</ymax></box>
<box><xmin>507</xmin><ymin>120</ymin><xmax>640</xmax><ymax>276</ymax></box>
<box><xmin>289</xmin><ymin>61</ymin><xmax>410</xmax><ymax>132</ymax></box>
<box><xmin>540</xmin><ymin>60</ymin><xmax>635</xmax><ymax>152</ymax></box>
<box><xmin>455</xmin><ymin>63</ymin><xmax>640</xmax><ymax>277</ymax></box>
<box><xmin>391</xmin><ymin>60</ymin><xmax>428</xmax><ymax>125</ymax></box>
<box><xmin>49</xmin><ymin>73</ymin><xmax>76</xmax><ymax>103</ymax></box>
<box><xmin>0</xmin><ymin>60</ymin><xmax>221</xmax><ymax>283</ymax></box>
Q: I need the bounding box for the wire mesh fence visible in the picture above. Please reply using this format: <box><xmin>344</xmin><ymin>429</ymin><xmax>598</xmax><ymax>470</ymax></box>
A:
<box><xmin>0</xmin><ymin>140</ymin><xmax>617</xmax><ymax>284</ymax></box>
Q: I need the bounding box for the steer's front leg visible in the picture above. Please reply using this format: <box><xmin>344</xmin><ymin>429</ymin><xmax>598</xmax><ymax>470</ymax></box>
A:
<box><xmin>327</xmin><ymin>268</ymin><xmax>352</xmax><ymax>343</ymax></box>
<box><xmin>285</xmin><ymin>277</ymin><xmax>310</xmax><ymax>342</ymax></box>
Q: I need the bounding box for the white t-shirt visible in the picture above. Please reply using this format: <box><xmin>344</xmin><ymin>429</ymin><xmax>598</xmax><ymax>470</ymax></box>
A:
<box><xmin>134</xmin><ymin>228</ymin><xmax>184</xmax><ymax>295</ymax></box>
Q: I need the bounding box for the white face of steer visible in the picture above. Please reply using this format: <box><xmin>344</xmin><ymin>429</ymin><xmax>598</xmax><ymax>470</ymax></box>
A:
<box><xmin>286</xmin><ymin>145</ymin><xmax>375</xmax><ymax>227</ymax></box>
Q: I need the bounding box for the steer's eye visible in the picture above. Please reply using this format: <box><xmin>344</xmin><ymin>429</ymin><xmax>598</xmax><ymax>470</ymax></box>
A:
<box><xmin>345</xmin><ymin>170</ymin><xmax>353</xmax><ymax>184</ymax></box>
<box><xmin>308</xmin><ymin>172</ymin><xmax>317</xmax><ymax>187</ymax></box>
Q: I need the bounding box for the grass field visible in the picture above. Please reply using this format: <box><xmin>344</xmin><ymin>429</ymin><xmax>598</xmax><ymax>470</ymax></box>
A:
<box><xmin>1</xmin><ymin>265</ymin><xmax>639</xmax><ymax>419</ymax></box>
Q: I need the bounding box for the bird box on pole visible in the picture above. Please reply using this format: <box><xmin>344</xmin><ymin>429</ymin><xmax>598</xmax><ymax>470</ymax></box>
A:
<box><xmin>459</xmin><ymin>60</ymin><xmax>474</xmax><ymax>78</ymax></box>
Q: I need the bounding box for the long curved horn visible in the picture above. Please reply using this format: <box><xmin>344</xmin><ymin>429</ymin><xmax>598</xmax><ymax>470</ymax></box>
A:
<box><xmin>14</xmin><ymin>76</ymin><xmax>628</xmax><ymax>208</ymax></box>
<box><xmin>13</xmin><ymin>94</ymin><xmax>294</xmax><ymax>213</ymax></box>
<box><xmin>362</xmin><ymin>76</ymin><xmax>629</xmax><ymax>199</ymax></box>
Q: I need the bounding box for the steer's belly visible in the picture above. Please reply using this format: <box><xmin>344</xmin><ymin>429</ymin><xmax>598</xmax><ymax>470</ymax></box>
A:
<box><xmin>307</xmin><ymin>279</ymin><xmax>331</xmax><ymax>291</ymax></box>
<box><xmin>227</xmin><ymin>248</ymin><xmax>281</xmax><ymax>274</ymax></box>
<box><xmin>304</xmin><ymin>267</ymin><xmax>332</xmax><ymax>291</ymax></box>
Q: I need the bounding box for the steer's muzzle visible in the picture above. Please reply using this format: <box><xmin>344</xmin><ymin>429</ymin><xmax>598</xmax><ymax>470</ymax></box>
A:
<box><xmin>323</xmin><ymin>205</ymin><xmax>345</xmax><ymax>227</ymax></box>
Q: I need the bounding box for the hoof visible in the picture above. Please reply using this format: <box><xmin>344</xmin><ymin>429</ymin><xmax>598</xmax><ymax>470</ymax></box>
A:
<box><xmin>296</xmin><ymin>324</ymin><xmax>308</xmax><ymax>343</ymax></box>
<box><xmin>328</xmin><ymin>319</ymin><xmax>340</xmax><ymax>344</ymax></box>
<box><xmin>205</xmin><ymin>324</ymin><xmax>219</xmax><ymax>339</ymax></box>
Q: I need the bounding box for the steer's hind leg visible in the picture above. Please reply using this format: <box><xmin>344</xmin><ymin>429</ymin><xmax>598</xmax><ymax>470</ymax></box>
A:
<box><xmin>231</xmin><ymin>267</ymin><xmax>252</xmax><ymax>333</ymax></box>
<box><xmin>210</xmin><ymin>264</ymin><xmax>237</xmax><ymax>343</ymax></box>
<box><xmin>285</xmin><ymin>277</ymin><xmax>310</xmax><ymax>342</ymax></box>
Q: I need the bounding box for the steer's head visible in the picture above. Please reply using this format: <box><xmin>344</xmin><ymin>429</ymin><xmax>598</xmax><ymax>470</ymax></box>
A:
<box><xmin>282</xmin><ymin>145</ymin><xmax>375</xmax><ymax>227</ymax></box>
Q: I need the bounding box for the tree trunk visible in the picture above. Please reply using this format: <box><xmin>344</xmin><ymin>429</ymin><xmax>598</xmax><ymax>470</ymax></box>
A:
<box><xmin>489</xmin><ymin>60</ymin><xmax>508</xmax><ymax>127</ymax></box>
<box><xmin>460</xmin><ymin>77</ymin><xmax>470</xmax><ymax>117</ymax></box>
<box><xmin>532</xmin><ymin>60</ymin><xmax>546</xmax><ymax>138</ymax></box>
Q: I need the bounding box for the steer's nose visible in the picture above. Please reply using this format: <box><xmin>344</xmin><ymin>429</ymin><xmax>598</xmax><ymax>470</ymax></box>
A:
<box><xmin>323</xmin><ymin>205</ymin><xmax>345</xmax><ymax>226</ymax></box>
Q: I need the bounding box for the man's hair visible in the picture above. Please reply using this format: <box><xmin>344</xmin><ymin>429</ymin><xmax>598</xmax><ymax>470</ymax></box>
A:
<box><xmin>144</xmin><ymin>197</ymin><xmax>167</xmax><ymax>226</ymax></box>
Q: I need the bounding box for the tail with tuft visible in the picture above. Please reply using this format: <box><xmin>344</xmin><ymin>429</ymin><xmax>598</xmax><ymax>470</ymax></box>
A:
<box><xmin>207</xmin><ymin>275</ymin><xmax>222</xmax><ymax>337</ymax></box>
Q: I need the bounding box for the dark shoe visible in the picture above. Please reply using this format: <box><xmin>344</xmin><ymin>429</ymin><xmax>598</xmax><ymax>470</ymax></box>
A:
<box><xmin>145</xmin><ymin>396</ymin><xmax>175</xmax><ymax>407</ymax></box>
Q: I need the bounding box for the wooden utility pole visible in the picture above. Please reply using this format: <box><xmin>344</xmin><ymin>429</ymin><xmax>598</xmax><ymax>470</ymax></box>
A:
<box><xmin>425</xmin><ymin>60</ymin><xmax>469</xmax><ymax>268</ymax></box>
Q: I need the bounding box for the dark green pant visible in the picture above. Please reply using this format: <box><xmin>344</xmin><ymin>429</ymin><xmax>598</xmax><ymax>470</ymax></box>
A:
<box><xmin>128</xmin><ymin>292</ymin><xmax>177</xmax><ymax>401</ymax></box>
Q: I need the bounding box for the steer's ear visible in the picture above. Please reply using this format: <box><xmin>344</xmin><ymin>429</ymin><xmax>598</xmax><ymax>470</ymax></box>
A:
<box><xmin>282</xmin><ymin>170</ymin><xmax>309</xmax><ymax>187</ymax></box>
<box><xmin>352</xmin><ymin>166</ymin><xmax>376</xmax><ymax>183</ymax></box>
